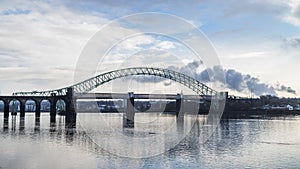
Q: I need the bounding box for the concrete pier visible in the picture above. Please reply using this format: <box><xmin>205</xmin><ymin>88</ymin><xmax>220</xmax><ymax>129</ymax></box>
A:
<box><xmin>176</xmin><ymin>93</ymin><xmax>183</xmax><ymax>118</ymax></box>
<box><xmin>20</xmin><ymin>102</ymin><xmax>25</xmax><ymax>118</ymax></box>
<box><xmin>65</xmin><ymin>87</ymin><xmax>76</xmax><ymax>125</ymax></box>
<box><xmin>35</xmin><ymin>102</ymin><xmax>41</xmax><ymax>118</ymax></box>
<box><xmin>124</xmin><ymin>92</ymin><xmax>135</xmax><ymax>128</ymax></box>
<box><xmin>50</xmin><ymin>94</ymin><xmax>56</xmax><ymax>123</ymax></box>
<box><xmin>4</xmin><ymin>102</ymin><xmax>9</xmax><ymax>118</ymax></box>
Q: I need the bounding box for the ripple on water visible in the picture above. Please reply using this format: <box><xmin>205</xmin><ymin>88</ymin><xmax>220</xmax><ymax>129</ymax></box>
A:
<box><xmin>0</xmin><ymin>114</ymin><xmax>299</xmax><ymax>168</ymax></box>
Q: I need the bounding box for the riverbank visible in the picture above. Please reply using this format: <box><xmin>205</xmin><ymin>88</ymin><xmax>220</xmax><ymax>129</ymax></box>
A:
<box><xmin>222</xmin><ymin>109</ymin><xmax>300</xmax><ymax>119</ymax></box>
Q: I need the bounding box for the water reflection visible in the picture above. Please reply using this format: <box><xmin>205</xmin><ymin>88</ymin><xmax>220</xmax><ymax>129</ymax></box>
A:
<box><xmin>11</xmin><ymin>116</ymin><xmax>17</xmax><ymax>132</ymax></box>
<box><xmin>19</xmin><ymin>117</ymin><xmax>25</xmax><ymax>133</ymax></box>
<box><xmin>35</xmin><ymin>117</ymin><xmax>40</xmax><ymax>131</ymax></box>
<box><xmin>0</xmin><ymin>114</ymin><xmax>299</xmax><ymax>168</ymax></box>
<box><xmin>3</xmin><ymin>117</ymin><xmax>8</xmax><ymax>131</ymax></box>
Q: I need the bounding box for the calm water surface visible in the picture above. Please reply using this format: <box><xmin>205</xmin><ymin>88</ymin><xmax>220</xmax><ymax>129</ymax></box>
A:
<box><xmin>0</xmin><ymin>113</ymin><xmax>300</xmax><ymax>169</ymax></box>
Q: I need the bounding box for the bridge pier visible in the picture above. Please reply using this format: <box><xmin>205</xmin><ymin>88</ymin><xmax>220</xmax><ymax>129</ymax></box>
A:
<box><xmin>4</xmin><ymin>102</ymin><xmax>9</xmax><ymax>118</ymax></box>
<box><xmin>50</xmin><ymin>94</ymin><xmax>56</xmax><ymax>123</ymax></box>
<box><xmin>65</xmin><ymin>87</ymin><xmax>76</xmax><ymax>127</ymax></box>
<box><xmin>20</xmin><ymin>102</ymin><xmax>25</xmax><ymax>118</ymax></box>
<box><xmin>123</xmin><ymin>92</ymin><xmax>135</xmax><ymax>128</ymax></box>
<box><xmin>35</xmin><ymin>102</ymin><xmax>41</xmax><ymax>118</ymax></box>
<box><xmin>176</xmin><ymin>93</ymin><xmax>184</xmax><ymax>118</ymax></box>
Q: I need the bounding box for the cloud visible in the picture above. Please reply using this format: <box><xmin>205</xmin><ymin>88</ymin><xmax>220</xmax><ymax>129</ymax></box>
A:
<box><xmin>155</xmin><ymin>41</ymin><xmax>176</xmax><ymax>49</ymax></box>
<box><xmin>244</xmin><ymin>75</ymin><xmax>277</xmax><ymax>96</ymax></box>
<box><xmin>283</xmin><ymin>37</ymin><xmax>300</xmax><ymax>49</ymax></box>
<box><xmin>0</xmin><ymin>1</ymin><xmax>112</xmax><ymax>94</ymax></box>
<box><xmin>114</xmin><ymin>35</ymin><xmax>155</xmax><ymax>52</ymax></box>
<box><xmin>2</xmin><ymin>8</ymin><xmax>30</xmax><ymax>15</ymax></box>
<box><xmin>61</xmin><ymin>0</ymin><xmax>207</xmax><ymax>18</ymax></box>
<box><xmin>200</xmin><ymin>66</ymin><xmax>298</xmax><ymax>96</ymax></box>
<box><xmin>221</xmin><ymin>0</ymin><xmax>287</xmax><ymax>18</ymax></box>
<box><xmin>225</xmin><ymin>69</ymin><xmax>244</xmax><ymax>92</ymax></box>
<box><xmin>0</xmin><ymin>49</ymin><xmax>28</xmax><ymax>67</ymax></box>
<box><xmin>0</xmin><ymin>1</ymin><xmax>202</xmax><ymax>95</ymax></box>
<box><xmin>0</xmin><ymin>0</ymin><xmax>299</xmax><ymax>97</ymax></box>
<box><xmin>282</xmin><ymin>0</ymin><xmax>300</xmax><ymax>27</ymax></box>
<box><xmin>274</xmin><ymin>83</ymin><xmax>297</xmax><ymax>94</ymax></box>
<box><xmin>15</xmin><ymin>78</ymin><xmax>57</xmax><ymax>86</ymax></box>
<box><xmin>202</xmin><ymin>66</ymin><xmax>297</xmax><ymax>96</ymax></box>
<box><xmin>159</xmin><ymin>61</ymin><xmax>297</xmax><ymax>96</ymax></box>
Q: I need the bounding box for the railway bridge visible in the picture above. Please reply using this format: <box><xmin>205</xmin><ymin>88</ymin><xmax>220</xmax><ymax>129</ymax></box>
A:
<box><xmin>0</xmin><ymin>67</ymin><xmax>227</xmax><ymax>127</ymax></box>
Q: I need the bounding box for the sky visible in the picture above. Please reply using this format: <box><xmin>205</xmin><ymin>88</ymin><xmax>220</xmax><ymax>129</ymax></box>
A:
<box><xmin>0</xmin><ymin>0</ymin><xmax>300</xmax><ymax>97</ymax></box>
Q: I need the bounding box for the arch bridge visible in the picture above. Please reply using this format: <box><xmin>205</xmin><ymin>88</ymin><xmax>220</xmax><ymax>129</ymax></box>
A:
<box><xmin>1</xmin><ymin>67</ymin><xmax>226</xmax><ymax>126</ymax></box>
<box><xmin>12</xmin><ymin>67</ymin><xmax>218</xmax><ymax>97</ymax></box>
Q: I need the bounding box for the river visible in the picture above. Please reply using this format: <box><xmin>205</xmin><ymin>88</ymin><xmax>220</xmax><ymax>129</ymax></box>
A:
<box><xmin>0</xmin><ymin>113</ymin><xmax>299</xmax><ymax>169</ymax></box>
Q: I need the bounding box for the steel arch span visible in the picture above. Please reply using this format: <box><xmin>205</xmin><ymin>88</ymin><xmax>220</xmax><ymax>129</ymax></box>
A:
<box><xmin>13</xmin><ymin>67</ymin><xmax>218</xmax><ymax>96</ymax></box>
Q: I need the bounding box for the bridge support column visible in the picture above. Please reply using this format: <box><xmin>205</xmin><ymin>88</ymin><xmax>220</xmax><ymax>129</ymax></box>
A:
<box><xmin>50</xmin><ymin>94</ymin><xmax>56</xmax><ymax>123</ymax></box>
<box><xmin>4</xmin><ymin>102</ymin><xmax>9</xmax><ymax>118</ymax></box>
<box><xmin>65</xmin><ymin>87</ymin><xmax>76</xmax><ymax>128</ymax></box>
<box><xmin>35</xmin><ymin>102</ymin><xmax>41</xmax><ymax>118</ymax></box>
<box><xmin>124</xmin><ymin>92</ymin><xmax>134</xmax><ymax>128</ymax></box>
<box><xmin>20</xmin><ymin>102</ymin><xmax>25</xmax><ymax>118</ymax></box>
<box><xmin>176</xmin><ymin>93</ymin><xmax>184</xmax><ymax>118</ymax></box>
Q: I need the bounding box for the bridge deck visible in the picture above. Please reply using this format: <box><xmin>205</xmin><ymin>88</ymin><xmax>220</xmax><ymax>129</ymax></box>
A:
<box><xmin>75</xmin><ymin>93</ymin><xmax>204</xmax><ymax>100</ymax></box>
<box><xmin>0</xmin><ymin>93</ymin><xmax>208</xmax><ymax>102</ymax></box>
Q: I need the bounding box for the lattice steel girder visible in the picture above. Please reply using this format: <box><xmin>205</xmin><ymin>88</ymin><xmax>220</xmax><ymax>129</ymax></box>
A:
<box><xmin>13</xmin><ymin>67</ymin><xmax>218</xmax><ymax>96</ymax></box>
